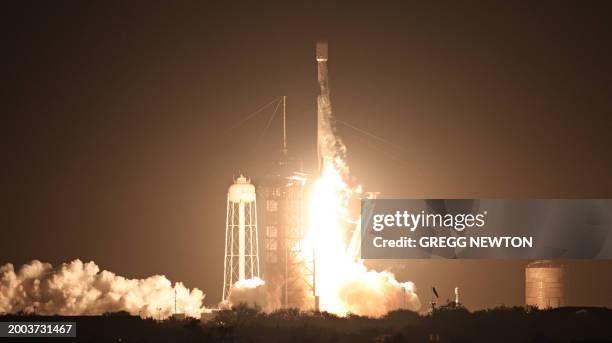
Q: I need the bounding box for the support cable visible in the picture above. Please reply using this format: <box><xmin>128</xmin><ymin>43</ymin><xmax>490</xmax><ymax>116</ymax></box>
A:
<box><xmin>225</xmin><ymin>97</ymin><xmax>282</xmax><ymax>133</ymax></box>
<box><xmin>335</xmin><ymin>119</ymin><xmax>412</xmax><ymax>166</ymax></box>
<box><xmin>252</xmin><ymin>99</ymin><xmax>282</xmax><ymax>153</ymax></box>
<box><xmin>335</xmin><ymin>119</ymin><xmax>410</xmax><ymax>155</ymax></box>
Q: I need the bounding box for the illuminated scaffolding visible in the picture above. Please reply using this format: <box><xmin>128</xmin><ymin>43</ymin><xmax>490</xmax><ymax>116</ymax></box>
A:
<box><xmin>260</xmin><ymin>168</ymin><xmax>309</xmax><ymax>309</ymax></box>
<box><xmin>259</xmin><ymin>96</ymin><xmax>312</xmax><ymax>309</ymax></box>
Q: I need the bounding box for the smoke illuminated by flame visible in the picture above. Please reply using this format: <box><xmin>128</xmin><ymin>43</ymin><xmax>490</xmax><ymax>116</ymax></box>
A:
<box><xmin>305</xmin><ymin>164</ymin><xmax>420</xmax><ymax>317</ymax></box>
<box><xmin>0</xmin><ymin>259</ymin><xmax>205</xmax><ymax>319</ymax></box>
<box><xmin>304</xmin><ymin>152</ymin><xmax>420</xmax><ymax>317</ymax></box>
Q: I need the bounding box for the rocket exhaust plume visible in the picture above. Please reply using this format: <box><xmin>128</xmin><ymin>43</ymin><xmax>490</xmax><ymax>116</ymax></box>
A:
<box><xmin>308</xmin><ymin>41</ymin><xmax>420</xmax><ymax>317</ymax></box>
<box><xmin>0</xmin><ymin>259</ymin><xmax>206</xmax><ymax>319</ymax></box>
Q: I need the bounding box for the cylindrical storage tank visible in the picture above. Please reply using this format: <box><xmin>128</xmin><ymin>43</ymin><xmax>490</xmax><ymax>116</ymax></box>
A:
<box><xmin>525</xmin><ymin>260</ymin><xmax>564</xmax><ymax>309</ymax></box>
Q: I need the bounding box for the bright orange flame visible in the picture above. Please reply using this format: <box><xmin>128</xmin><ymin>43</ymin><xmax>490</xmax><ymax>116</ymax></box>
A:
<box><xmin>305</xmin><ymin>164</ymin><xmax>420</xmax><ymax>317</ymax></box>
<box><xmin>307</xmin><ymin>165</ymin><xmax>354</xmax><ymax>314</ymax></box>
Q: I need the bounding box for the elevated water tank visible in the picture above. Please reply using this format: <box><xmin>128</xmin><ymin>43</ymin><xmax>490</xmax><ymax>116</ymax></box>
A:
<box><xmin>525</xmin><ymin>260</ymin><xmax>564</xmax><ymax>309</ymax></box>
<box><xmin>228</xmin><ymin>175</ymin><xmax>256</xmax><ymax>203</ymax></box>
<box><xmin>223</xmin><ymin>174</ymin><xmax>259</xmax><ymax>302</ymax></box>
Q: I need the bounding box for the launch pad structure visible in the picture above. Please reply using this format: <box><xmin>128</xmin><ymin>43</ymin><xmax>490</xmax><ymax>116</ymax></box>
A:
<box><xmin>258</xmin><ymin>95</ymin><xmax>312</xmax><ymax>309</ymax></box>
<box><xmin>259</xmin><ymin>41</ymin><xmax>329</xmax><ymax>311</ymax></box>
<box><xmin>223</xmin><ymin>41</ymin><xmax>331</xmax><ymax>311</ymax></box>
<box><xmin>220</xmin><ymin>94</ymin><xmax>312</xmax><ymax>310</ymax></box>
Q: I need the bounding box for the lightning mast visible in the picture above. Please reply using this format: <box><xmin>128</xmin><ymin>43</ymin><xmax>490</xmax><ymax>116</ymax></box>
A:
<box><xmin>282</xmin><ymin>95</ymin><xmax>288</xmax><ymax>157</ymax></box>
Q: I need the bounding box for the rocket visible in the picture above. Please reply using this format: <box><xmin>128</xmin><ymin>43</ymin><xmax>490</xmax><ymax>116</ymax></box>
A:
<box><xmin>316</xmin><ymin>40</ymin><xmax>329</xmax><ymax>172</ymax></box>
<box><xmin>316</xmin><ymin>40</ymin><xmax>329</xmax><ymax>87</ymax></box>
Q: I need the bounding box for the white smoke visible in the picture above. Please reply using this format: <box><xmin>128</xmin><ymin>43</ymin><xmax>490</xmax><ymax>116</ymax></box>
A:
<box><xmin>224</xmin><ymin>277</ymin><xmax>280</xmax><ymax>312</ymax></box>
<box><xmin>336</xmin><ymin>263</ymin><xmax>421</xmax><ymax>317</ymax></box>
<box><xmin>0</xmin><ymin>259</ymin><xmax>205</xmax><ymax>319</ymax></box>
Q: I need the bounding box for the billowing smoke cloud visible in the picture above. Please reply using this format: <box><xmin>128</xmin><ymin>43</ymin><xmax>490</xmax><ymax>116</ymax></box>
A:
<box><xmin>224</xmin><ymin>277</ymin><xmax>280</xmax><ymax>312</ymax></box>
<box><xmin>0</xmin><ymin>259</ymin><xmax>205</xmax><ymax>319</ymax></box>
<box><xmin>336</xmin><ymin>263</ymin><xmax>421</xmax><ymax>317</ymax></box>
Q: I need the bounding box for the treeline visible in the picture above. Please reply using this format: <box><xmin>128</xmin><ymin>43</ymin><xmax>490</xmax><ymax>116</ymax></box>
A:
<box><xmin>2</xmin><ymin>305</ymin><xmax>611</xmax><ymax>342</ymax></box>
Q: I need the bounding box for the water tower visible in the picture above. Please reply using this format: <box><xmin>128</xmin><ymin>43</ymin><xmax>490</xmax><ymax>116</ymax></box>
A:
<box><xmin>222</xmin><ymin>175</ymin><xmax>260</xmax><ymax>302</ymax></box>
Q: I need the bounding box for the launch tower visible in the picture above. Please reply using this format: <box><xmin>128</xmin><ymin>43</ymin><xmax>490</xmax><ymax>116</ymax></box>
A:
<box><xmin>259</xmin><ymin>97</ymin><xmax>310</xmax><ymax>309</ymax></box>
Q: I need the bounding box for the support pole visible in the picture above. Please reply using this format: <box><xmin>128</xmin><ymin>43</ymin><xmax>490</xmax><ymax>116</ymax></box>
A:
<box><xmin>239</xmin><ymin>201</ymin><xmax>246</xmax><ymax>281</ymax></box>
<box><xmin>282</xmin><ymin>95</ymin><xmax>287</xmax><ymax>156</ymax></box>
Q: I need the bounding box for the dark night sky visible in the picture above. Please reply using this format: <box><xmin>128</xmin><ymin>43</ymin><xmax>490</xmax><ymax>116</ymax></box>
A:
<box><xmin>2</xmin><ymin>2</ymin><xmax>612</xmax><ymax>309</ymax></box>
